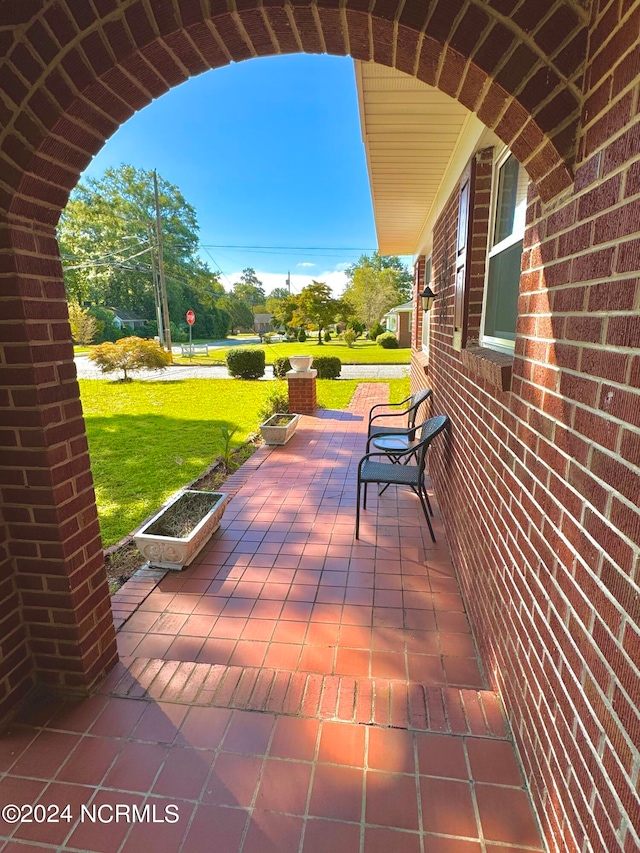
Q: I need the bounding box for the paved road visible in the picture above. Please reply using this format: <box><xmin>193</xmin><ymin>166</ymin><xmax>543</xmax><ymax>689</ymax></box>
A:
<box><xmin>73</xmin><ymin>356</ymin><xmax>409</xmax><ymax>381</ymax></box>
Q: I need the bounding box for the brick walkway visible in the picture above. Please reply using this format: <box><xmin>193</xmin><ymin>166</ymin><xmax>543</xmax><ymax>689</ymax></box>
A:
<box><xmin>0</xmin><ymin>387</ymin><xmax>544</xmax><ymax>852</ymax></box>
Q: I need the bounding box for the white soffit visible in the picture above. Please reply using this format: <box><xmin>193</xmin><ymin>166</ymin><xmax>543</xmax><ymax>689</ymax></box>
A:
<box><xmin>355</xmin><ymin>61</ymin><xmax>480</xmax><ymax>256</ymax></box>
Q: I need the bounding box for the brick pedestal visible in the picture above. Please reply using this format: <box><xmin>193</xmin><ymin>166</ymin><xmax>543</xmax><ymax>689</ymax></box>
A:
<box><xmin>286</xmin><ymin>369</ymin><xmax>317</xmax><ymax>414</ymax></box>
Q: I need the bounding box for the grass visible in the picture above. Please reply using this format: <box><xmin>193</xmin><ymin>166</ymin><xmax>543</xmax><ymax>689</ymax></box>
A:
<box><xmin>80</xmin><ymin>376</ymin><xmax>409</xmax><ymax>547</ymax></box>
<box><xmin>317</xmin><ymin>377</ymin><xmax>409</xmax><ymax>410</ymax></box>
<box><xmin>173</xmin><ymin>339</ymin><xmax>411</xmax><ymax>365</ymax></box>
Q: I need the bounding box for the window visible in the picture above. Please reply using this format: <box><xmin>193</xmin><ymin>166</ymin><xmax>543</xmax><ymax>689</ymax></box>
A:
<box><xmin>481</xmin><ymin>152</ymin><xmax>528</xmax><ymax>352</ymax></box>
<box><xmin>422</xmin><ymin>256</ymin><xmax>432</xmax><ymax>351</ymax></box>
<box><xmin>387</xmin><ymin>314</ymin><xmax>397</xmax><ymax>332</ymax></box>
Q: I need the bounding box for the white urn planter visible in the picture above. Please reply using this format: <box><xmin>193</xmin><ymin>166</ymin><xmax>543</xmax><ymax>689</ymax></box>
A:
<box><xmin>134</xmin><ymin>489</ymin><xmax>229</xmax><ymax>571</ymax></box>
<box><xmin>289</xmin><ymin>355</ymin><xmax>313</xmax><ymax>372</ymax></box>
<box><xmin>260</xmin><ymin>413</ymin><xmax>301</xmax><ymax>445</ymax></box>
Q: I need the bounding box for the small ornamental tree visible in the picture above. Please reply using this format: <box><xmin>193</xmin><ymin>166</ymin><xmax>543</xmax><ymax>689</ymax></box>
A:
<box><xmin>89</xmin><ymin>337</ymin><xmax>171</xmax><ymax>381</ymax></box>
<box><xmin>68</xmin><ymin>302</ymin><xmax>98</xmax><ymax>345</ymax></box>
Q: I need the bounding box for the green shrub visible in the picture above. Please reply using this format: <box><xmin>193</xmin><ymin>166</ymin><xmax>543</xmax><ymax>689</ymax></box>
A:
<box><xmin>226</xmin><ymin>348</ymin><xmax>266</xmax><ymax>379</ymax></box>
<box><xmin>376</xmin><ymin>331</ymin><xmax>399</xmax><ymax>349</ymax></box>
<box><xmin>297</xmin><ymin>328</ymin><xmax>307</xmax><ymax>342</ymax></box>
<box><xmin>258</xmin><ymin>382</ymin><xmax>289</xmax><ymax>422</ymax></box>
<box><xmin>323</xmin><ymin>330</ymin><xmax>332</xmax><ymax>343</ymax></box>
<box><xmin>272</xmin><ymin>356</ymin><xmax>292</xmax><ymax>379</ymax></box>
<box><xmin>369</xmin><ymin>321</ymin><xmax>384</xmax><ymax>340</ymax></box>
<box><xmin>343</xmin><ymin>329</ymin><xmax>357</xmax><ymax>348</ymax></box>
<box><xmin>313</xmin><ymin>356</ymin><xmax>341</xmax><ymax>379</ymax></box>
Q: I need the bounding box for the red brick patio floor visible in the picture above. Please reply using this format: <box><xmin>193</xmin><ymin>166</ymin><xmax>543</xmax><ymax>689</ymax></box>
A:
<box><xmin>0</xmin><ymin>387</ymin><xmax>545</xmax><ymax>852</ymax></box>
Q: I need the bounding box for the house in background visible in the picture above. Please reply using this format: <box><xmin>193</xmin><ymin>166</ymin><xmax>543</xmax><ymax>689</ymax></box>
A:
<box><xmin>383</xmin><ymin>300</ymin><xmax>413</xmax><ymax>347</ymax></box>
<box><xmin>253</xmin><ymin>313</ymin><xmax>274</xmax><ymax>335</ymax></box>
<box><xmin>109</xmin><ymin>308</ymin><xmax>148</xmax><ymax>331</ymax></box>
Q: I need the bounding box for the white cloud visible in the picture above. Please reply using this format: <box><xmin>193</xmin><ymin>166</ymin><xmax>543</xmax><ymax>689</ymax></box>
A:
<box><xmin>227</xmin><ymin>270</ymin><xmax>349</xmax><ymax>298</ymax></box>
<box><xmin>297</xmin><ymin>262</ymin><xmax>315</xmax><ymax>268</ymax></box>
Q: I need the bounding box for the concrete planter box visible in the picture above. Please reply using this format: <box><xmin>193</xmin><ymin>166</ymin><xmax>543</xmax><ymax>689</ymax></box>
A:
<box><xmin>134</xmin><ymin>490</ymin><xmax>229</xmax><ymax>571</ymax></box>
<box><xmin>260</xmin><ymin>412</ymin><xmax>301</xmax><ymax>445</ymax></box>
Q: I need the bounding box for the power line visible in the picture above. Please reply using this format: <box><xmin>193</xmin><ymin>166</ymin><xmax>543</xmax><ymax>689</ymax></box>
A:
<box><xmin>202</xmin><ymin>246</ymin><xmax>234</xmax><ymax>290</ymax></box>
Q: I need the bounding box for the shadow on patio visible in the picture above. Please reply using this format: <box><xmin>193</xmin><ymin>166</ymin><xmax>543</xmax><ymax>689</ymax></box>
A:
<box><xmin>0</xmin><ymin>386</ymin><xmax>544</xmax><ymax>852</ymax></box>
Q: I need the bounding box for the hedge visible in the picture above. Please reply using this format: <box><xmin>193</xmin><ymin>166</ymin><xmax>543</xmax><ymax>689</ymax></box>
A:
<box><xmin>376</xmin><ymin>332</ymin><xmax>399</xmax><ymax>349</ymax></box>
<box><xmin>226</xmin><ymin>348</ymin><xmax>266</xmax><ymax>379</ymax></box>
<box><xmin>273</xmin><ymin>357</ymin><xmax>292</xmax><ymax>379</ymax></box>
<box><xmin>313</xmin><ymin>356</ymin><xmax>341</xmax><ymax>379</ymax></box>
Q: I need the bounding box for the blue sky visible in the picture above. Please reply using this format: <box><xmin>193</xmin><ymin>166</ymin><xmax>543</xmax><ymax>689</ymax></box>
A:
<box><xmin>83</xmin><ymin>54</ymin><xmax>379</xmax><ymax>295</ymax></box>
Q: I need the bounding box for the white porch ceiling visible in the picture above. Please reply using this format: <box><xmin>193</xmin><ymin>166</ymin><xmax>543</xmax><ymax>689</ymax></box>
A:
<box><xmin>355</xmin><ymin>62</ymin><xmax>476</xmax><ymax>256</ymax></box>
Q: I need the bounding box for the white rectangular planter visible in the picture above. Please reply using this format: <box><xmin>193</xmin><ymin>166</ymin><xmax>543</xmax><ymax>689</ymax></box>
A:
<box><xmin>134</xmin><ymin>490</ymin><xmax>229</xmax><ymax>571</ymax></box>
<box><xmin>260</xmin><ymin>412</ymin><xmax>301</xmax><ymax>445</ymax></box>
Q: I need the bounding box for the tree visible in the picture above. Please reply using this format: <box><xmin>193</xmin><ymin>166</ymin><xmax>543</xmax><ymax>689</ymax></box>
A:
<box><xmin>88</xmin><ymin>337</ymin><xmax>171</xmax><ymax>381</ymax></box>
<box><xmin>233</xmin><ymin>268</ymin><xmax>265</xmax><ymax>307</ymax></box>
<box><xmin>67</xmin><ymin>303</ymin><xmax>98</xmax><ymax>345</ymax></box>
<box><xmin>87</xmin><ymin>306</ymin><xmax>124</xmax><ymax>342</ymax></box>
<box><xmin>58</xmin><ymin>165</ymin><xmax>225</xmax><ymax>339</ymax></box>
<box><xmin>218</xmin><ymin>294</ymin><xmax>254</xmax><ymax>334</ymax></box>
<box><xmin>295</xmin><ymin>282</ymin><xmax>344</xmax><ymax>345</ymax></box>
<box><xmin>268</xmin><ymin>287</ymin><xmax>291</xmax><ymax>301</ymax></box>
<box><xmin>186</xmin><ymin>269</ymin><xmax>230</xmax><ymax>339</ymax></box>
<box><xmin>268</xmin><ymin>294</ymin><xmax>299</xmax><ymax>333</ymax></box>
<box><xmin>343</xmin><ymin>252</ymin><xmax>412</xmax><ymax>326</ymax></box>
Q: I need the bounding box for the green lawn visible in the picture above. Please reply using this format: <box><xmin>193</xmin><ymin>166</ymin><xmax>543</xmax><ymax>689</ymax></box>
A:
<box><xmin>174</xmin><ymin>339</ymin><xmax>411</xmax><ymax>365</ymax></box>
<box><xmin>79</xmin><ymin>376</ymin><xmax>410</xmax><ymax>546</ymax></box>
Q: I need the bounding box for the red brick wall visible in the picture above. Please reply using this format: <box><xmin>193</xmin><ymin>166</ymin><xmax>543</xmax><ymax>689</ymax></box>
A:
<box><xmin>0</xmin><ymin>216</ymin><xmax>118</xmax><ymax>721</ymax></box>
<box><xmin>0</xmin><ymin>513</ymin><xmax>34</xmax><ymax>721</ymax></box>
<box><xmin>412</xmin><ymin>257</ymin><xmax>425</xmax><ymax>350</ymax></box>
<box><xmin>413</xmin><ymin>3</ymin><xmax>640</xmax><ymax>850</ymax></box>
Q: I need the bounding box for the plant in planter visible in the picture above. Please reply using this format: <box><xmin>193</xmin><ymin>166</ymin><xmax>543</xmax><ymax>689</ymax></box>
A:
<box><xmin>260</xmin><ymin>412</ymin><xmax>301</xmax><ymax>445</ymax></box>
<box><xmin>134</xmin><ymin>489</ymin><xmax>229</xmax><ymax>571</ymax></box>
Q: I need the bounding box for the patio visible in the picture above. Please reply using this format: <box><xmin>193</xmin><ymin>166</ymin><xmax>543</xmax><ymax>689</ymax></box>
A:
<box><xmin>0</xmin><ymin>387</ymin><xmax>543</xmax><ymax>852</ymax></box>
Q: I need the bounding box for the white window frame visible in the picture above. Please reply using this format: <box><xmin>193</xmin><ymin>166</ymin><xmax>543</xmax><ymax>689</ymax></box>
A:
<box><xmin>480</xmin><ymin>147</ymin><xmax>528</xmax><ymax>354</ymax></box>
<box><xmin>421</xmin><ymin>256</ymin><xmax>432</xmax><ymax>354</ymax></box>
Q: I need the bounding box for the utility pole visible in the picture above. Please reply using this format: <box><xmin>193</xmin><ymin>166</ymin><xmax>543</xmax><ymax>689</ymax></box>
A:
<box><xmin>153</xmin><ymin>169</ymin><xmax>172</xmax><ymax>358</ymax></box>
<box><xmin>287</xmin><ymin>270</ymin><xmax>291</xmax><ymax>293</ymax></box>
<box><xmin>148</xmin><ymin>224</ymin><xmax>164</xmax><ymax>347</ymax></box>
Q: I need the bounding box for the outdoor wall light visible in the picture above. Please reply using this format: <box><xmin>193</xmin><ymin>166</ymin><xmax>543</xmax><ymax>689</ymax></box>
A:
<box><xmin>420</xmin><ymin>286</ymin><xmax>436</xmax><ymax>312</ymax></box>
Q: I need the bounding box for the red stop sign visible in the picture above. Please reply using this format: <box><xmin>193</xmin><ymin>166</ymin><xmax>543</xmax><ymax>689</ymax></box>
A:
<box><xmin>186</xmin><ymin>310</ymin><xmax>195</xmax><ymax>326</ymax></box>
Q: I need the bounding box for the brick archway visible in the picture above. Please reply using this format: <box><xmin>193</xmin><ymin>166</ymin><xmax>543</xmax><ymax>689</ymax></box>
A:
<box><xmin>0</xmin><ymin>0</ymin><xmax>588</xmax><ymax>719</ymax></box>
<box><xmin>1</xmin><ymin>0</ymin><xmax>587</xmax><ymax>218</ymax></box>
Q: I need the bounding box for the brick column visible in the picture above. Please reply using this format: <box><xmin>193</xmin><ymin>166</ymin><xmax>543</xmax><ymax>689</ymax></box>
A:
<box><xmin>0</xmin><ymin>214</ymin><xmax>118</xmax><ymax>719</ymax></box>
<box><xmin>287</xmin><ymin>369</ymin><xmax>317</xmax><ymax>414</ymax></box>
